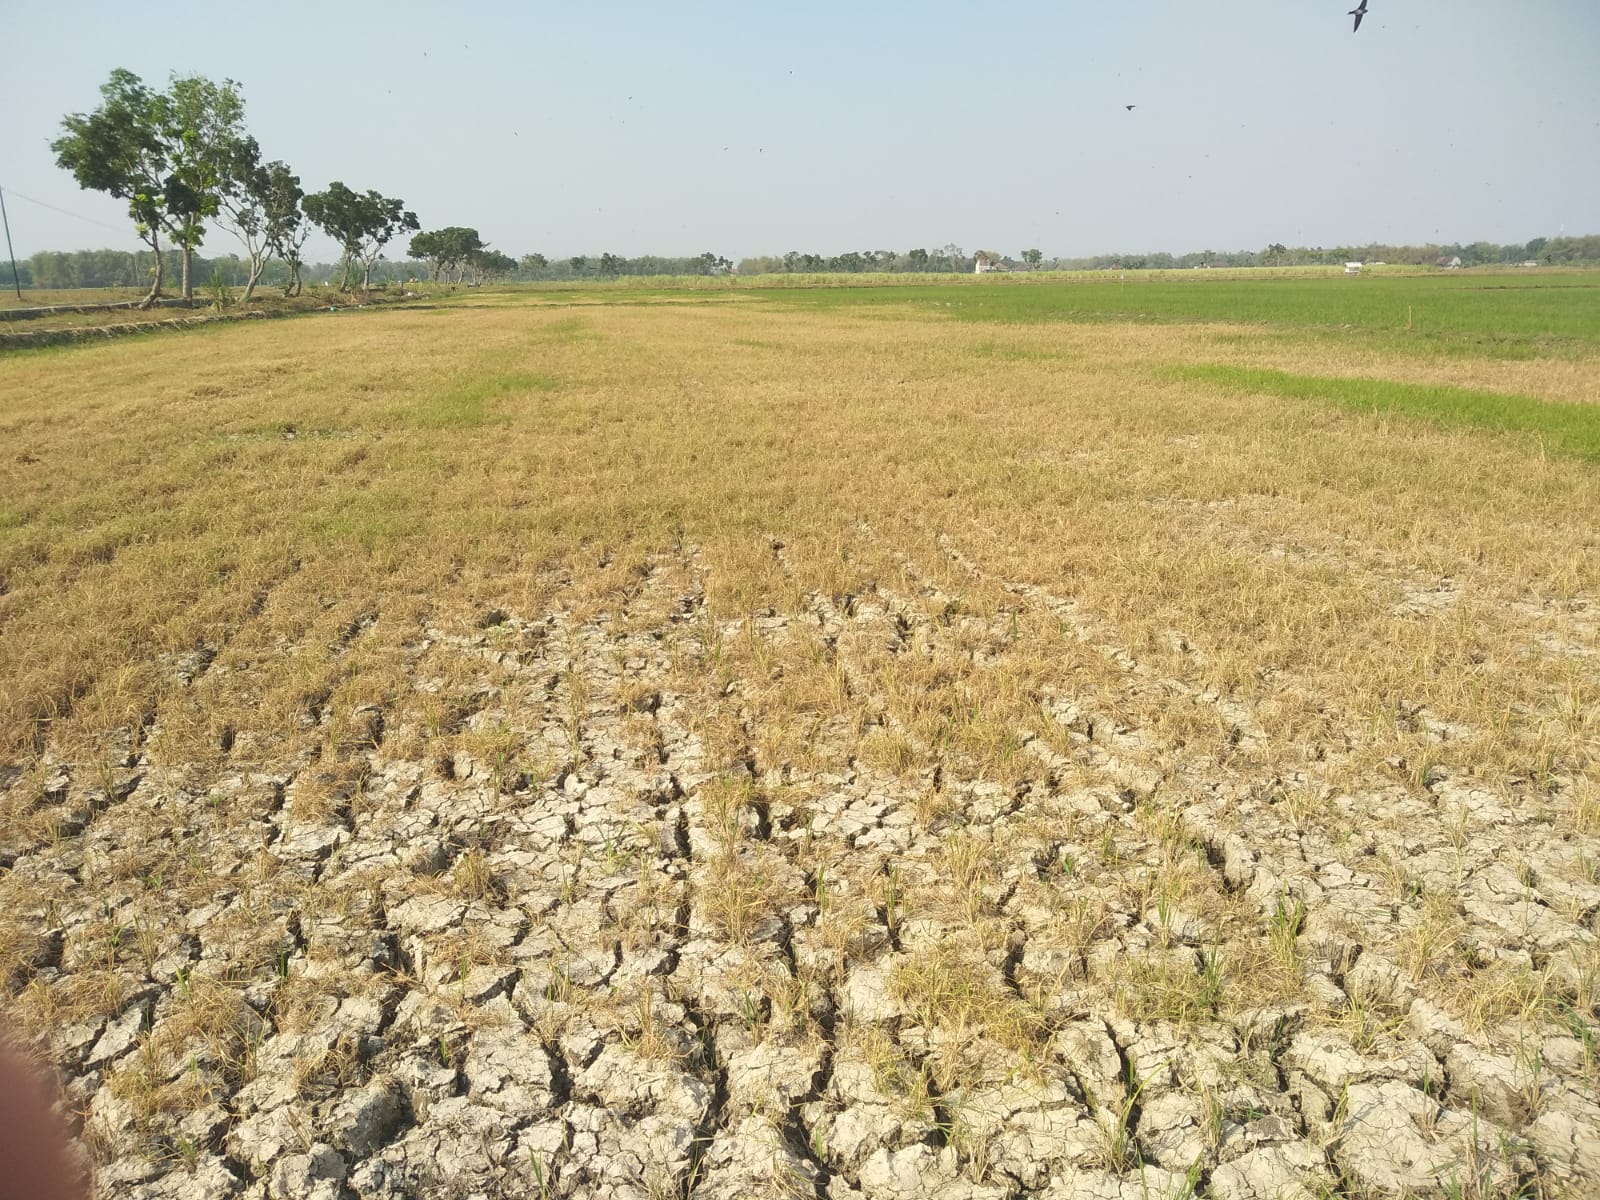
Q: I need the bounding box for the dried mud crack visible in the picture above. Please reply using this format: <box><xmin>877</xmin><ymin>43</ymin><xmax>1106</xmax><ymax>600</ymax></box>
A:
<box><xmin>3</xmin><ymin>534</ymin><xmax>1598</xmax><ymax>1200</ymax></box>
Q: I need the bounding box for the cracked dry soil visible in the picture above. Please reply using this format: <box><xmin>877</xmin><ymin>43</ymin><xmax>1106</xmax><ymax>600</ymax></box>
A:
<box><xmin>3</xmin><ymin>533</ymin><xmax>1598</xmax><ymax>1200</ymax></box>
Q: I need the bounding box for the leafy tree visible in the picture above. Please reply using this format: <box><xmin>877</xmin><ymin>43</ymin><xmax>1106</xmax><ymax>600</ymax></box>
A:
<box><xmin>408</xmin><ymin>226</ymin><xmax>483</xmax><ymax>282</ymax></box>
<box><xmin>598</xmin><ymin>252</ymin><xmax>625</xmax><ymax>277</ymax></box>
<box><xmin>520</xmin><ymin>253</ymin><xmax>548</xmax><ymax>276</ymax></box>
<box><xmin>303</xmin><ymin>182</ymin><xmax>419</xmax><ymax>292</ymax></box>
<box><xmin>439</xmin><ymin>229</ymin><xmax>485</xmax><ymax>281</ymax></box>
<box><xmin>1022</xmin><ymin>248</ymin><xmax>1043</xmax><ymax>269</ymax></box>
<box><xmin>162</xmin><ymin>75</ymin><xmax>248</xmax><ymax>301</ymax></box>
<box><xmin>468</xmin><ymin>249</ymin><xmax>517</xmax><ymax>284</ymax></box>
<box><xmin>215</xmin><ymin>135</ymin><xmax>270</xmax><ymax>299</ymax></box>
<box><xmin>261</xmin><ymin>164</ymin><xmax>309</xmax><ymax>296</ymax></box>
<box><xmin>53</xmin><ymin>70</ymin><xmax>249</xmax><ymax>305</ymax></box>
<box><xmin>214</xmin><ymin>137</ymin><xmax>302</xmax><ymax>301</ymax></box>
<box><xmin>51</xmin><ymin>69</ymin><xmax>173</xmax><ymax>307</ymax></box>
<box><xmin>569</xmin><ymin>256</ymin><xmax>588</xmax><ymax>275</ymax></box>
<box><xmin>407</xmin><ymin>231</ymin><xmax>445</xmax><ymax>280</ymax></box>
<box><xmin>906</xmin><ymin>248</ymin><xmax>930</xmax><ymax>272</ymax></box>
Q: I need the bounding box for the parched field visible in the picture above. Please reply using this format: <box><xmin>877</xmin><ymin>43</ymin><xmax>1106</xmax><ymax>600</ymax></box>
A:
<box><xmin>2</xmin><ymin>273</ymin><xmax>1599</xmax><ymax>1200</ymax></box>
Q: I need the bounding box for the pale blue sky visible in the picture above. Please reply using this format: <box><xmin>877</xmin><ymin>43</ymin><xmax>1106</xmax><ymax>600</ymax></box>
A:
<box><xmin>3</xmin><ymin>1</ymin><xmax>1597</xmax><ymax>262</ymax></box>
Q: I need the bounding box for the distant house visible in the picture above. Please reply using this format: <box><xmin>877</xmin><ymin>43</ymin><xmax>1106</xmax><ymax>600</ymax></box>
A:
<box><xmin>1344</xmin><ymin>262</ymin><xmax>1363</xmax><ymax>275</ymax></box>
<box><xmin>1522</xmin><ymin>260</ymin><xmax>1540</xmax><ymax>268</ymax></box>
<box><xmin>1437</xmin><ymin>255</ymin><xmax>1463</xmax><ymax>269</ymax></box>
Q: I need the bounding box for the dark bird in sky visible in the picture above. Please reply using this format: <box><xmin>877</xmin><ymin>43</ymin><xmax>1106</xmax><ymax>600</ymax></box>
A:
<box><xmin>1349</xmin><ymin>1</ymin><xmax>1368</xmax><ymax>32</ymax></box>
<box><xmin>1125</xmin><ymin>105</ymin><xmax>1136</xmax><ymax>111</ymax></box>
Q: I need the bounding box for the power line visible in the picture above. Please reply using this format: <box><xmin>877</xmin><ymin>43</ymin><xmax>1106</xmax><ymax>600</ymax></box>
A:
<box><xmin>0</xmin><ymin>189</ymin><xmax>20</xmax><ymax>299</ymax></box>
<box><xmin>0</xmin><ymin>183</ymin><xmax>132</xmax><ymax>236</ymax></box>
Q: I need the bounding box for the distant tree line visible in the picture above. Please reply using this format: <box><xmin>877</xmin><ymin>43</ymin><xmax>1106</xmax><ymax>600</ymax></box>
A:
<box><xmin>50</xmin><ymin>69</ymin><xmax>417</xmax><ymax>307</ymax></box>
<box><xmin>505</xmin><ymin>251</ymin><xmax>734</xmax><ymax>281</ymax></box>
<box><xmin>17</xmin><ymin>233</ymin><xmax>1598</xmax><ymax>294</ymax></box>
<box><xmin>1049</xmin><ymin>235</ymin><xmax>1600</xmax><ymax>271</ymax></box>
<box><xmin>14</xmin><ymin>247</ymin><xmax>739</xmax><ymax>289</ymax></box>
<box><xmin>738</xmin><ymin>246</ymin><xmax>986</xmax><ymax>274</ymax></box>
<box><xmin>734</xmin><ymin>236</ymin><xmax>1600</xmax><ymax>275</ymax></box>
<box><xmin>14</xmin><ymin>249</ymin><xmax>422</xmax><ymax>292</ymax></box>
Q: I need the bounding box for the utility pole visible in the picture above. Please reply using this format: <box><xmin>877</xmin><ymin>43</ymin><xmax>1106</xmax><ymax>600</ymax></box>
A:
<box><xmin>0</xmin><ymin>186</ymin><xmax>21</xmax><ymax>300</ymax></box>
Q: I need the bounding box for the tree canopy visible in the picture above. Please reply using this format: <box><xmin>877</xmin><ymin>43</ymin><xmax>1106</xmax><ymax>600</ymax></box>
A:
<box><xmin>303</xmin><ymin>183</ymin><xmax>418</xmax><ymax>292</ymax></box>
<box><xmin>161</xmin><ymin>74</ymin><xmax>248</xmax><ymax>299</ymax></box>
<box><xmin>468</xmin><ymin>249</ymin><xmax>517</xmax><ymax>283</ymax></box>
<box><xmin>53</xmin><ymin>69</ymin><xmax>256</xmax><ymax>304</ymax></box>
<box><xmin>260</xmin><ymin>163</ymin><xmax>310</xmax><ymax>296</ymax></box>
<box><xmin>214</xmin><ymin>135</ymin><xmax>308</xmax><ymax>300</ymax></box>
<box><xmin>408</xmin><ymin>226</ymin><xmax>484</xmax><ymax>282</ymax></box>
<box><xmin>51</xmin><ymin>70</ymin><xmax>175</xmax><ymax>306</ymax></box>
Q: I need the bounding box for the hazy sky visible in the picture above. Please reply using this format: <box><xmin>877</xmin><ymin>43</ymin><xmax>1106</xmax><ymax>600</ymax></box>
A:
<box><xmin>3</xmin><ymin>1</ymin><xmax>1597</xmax><ymax>263</ymax></box>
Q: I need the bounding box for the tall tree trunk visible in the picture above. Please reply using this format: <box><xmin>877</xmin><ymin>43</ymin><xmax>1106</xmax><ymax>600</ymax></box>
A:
<box><xmin>362</xmin><ymin>256</ymin><xmax>373</xmax><ymax>293</ymax></box>
<box><xmin>138</xmin><ymin>229</ymin><xmax>163</xmax><ymax>310</ymax></box>
<box><xmin>180</xmin><ymin>245</ymin><xmax>193</xmax><ymax>302</ymax></box>
<box><xmin>242</xmin><ymin>254</ymin><xmax>265</xmax><ymax>302</ymax></box>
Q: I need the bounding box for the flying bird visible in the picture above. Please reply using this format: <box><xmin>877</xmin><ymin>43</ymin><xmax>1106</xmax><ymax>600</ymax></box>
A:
<box><xmin>1125</xmin><ymin>105</ymin><xmax>1136</xmax><ymax>111</ymax></box>
<box><xmin>1349</xmin><ymin>1</ymin><xmax>1368</xmax><ymax>32</ymax></box>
